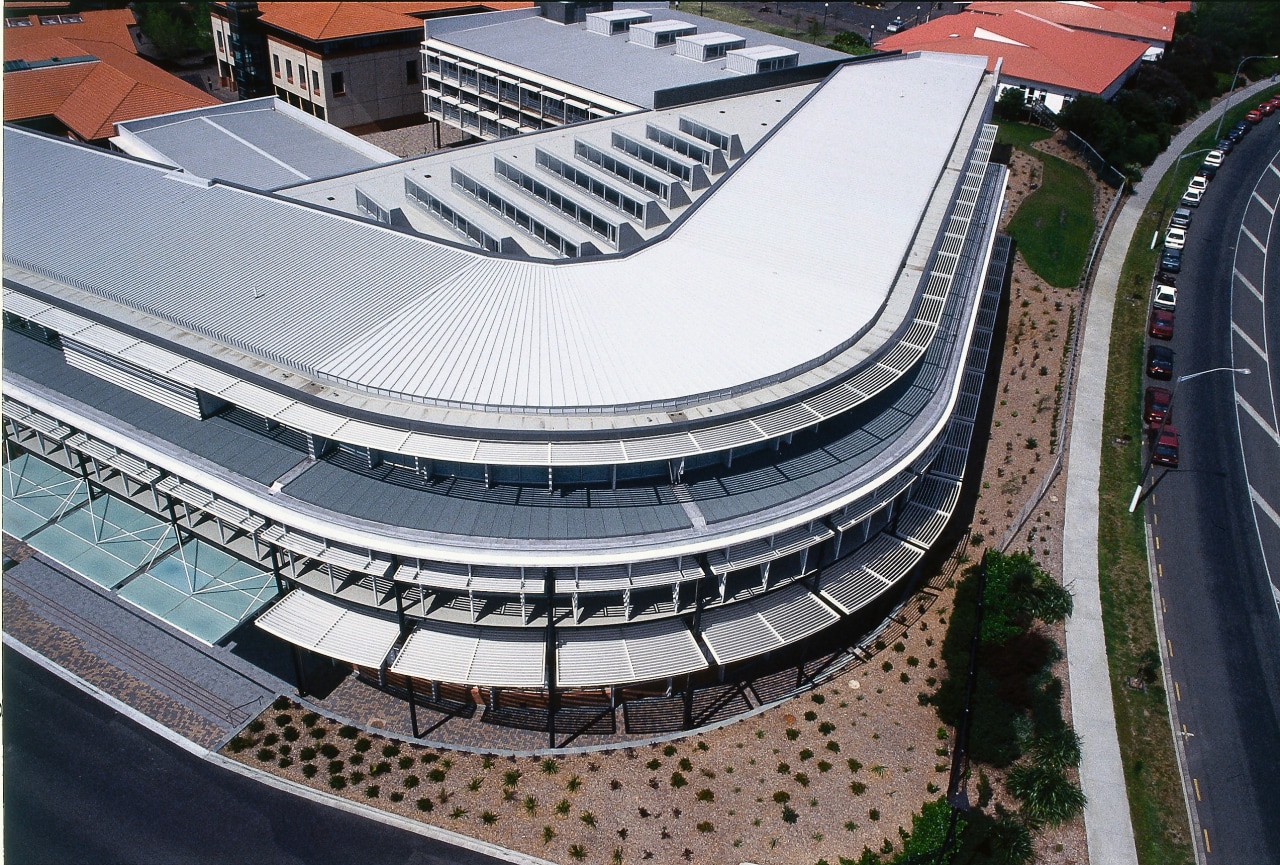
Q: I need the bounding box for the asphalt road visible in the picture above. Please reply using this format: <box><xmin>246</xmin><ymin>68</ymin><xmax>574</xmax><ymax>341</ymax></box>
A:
<box><xmin>2</xmin><ymin>647</ymin><xmax>510</xmax><ymax>865</ymax></box>
<box><xmin>1144</xmin><ymin>118</ymin><xmax>1280</xmax><ymax>864</ymax></box>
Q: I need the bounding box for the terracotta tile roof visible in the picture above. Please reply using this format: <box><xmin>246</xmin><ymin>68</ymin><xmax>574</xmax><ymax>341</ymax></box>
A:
<box><xmin>3</xmin><ymin>7</ymin><xmax>138</xmax><ymax>57</ymax></box>
<box><xmin>877</xmin><ymin>9</ymin><xmax>1147</xmax><ymax>96</ymax></box>
<box><xmin>244</xmin><ymin>2</ymin><xmax>531</xmax><ymax>42</ymax></box>
<box><xmin>967</xmin><ymin>2</ymin><xmax>1187</xmax><ymax>45</ymax></box>
<box><xmin>5</xmin><ymin>30</ymin><xmax>219</xmax><ymax>140</ymax></box>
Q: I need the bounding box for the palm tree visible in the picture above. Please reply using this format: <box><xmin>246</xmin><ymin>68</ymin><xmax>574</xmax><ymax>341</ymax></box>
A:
<box><xmin>1005</xmin><ymin>762</ymin><xmax>1086</xmax><ymax>827</ymax></box>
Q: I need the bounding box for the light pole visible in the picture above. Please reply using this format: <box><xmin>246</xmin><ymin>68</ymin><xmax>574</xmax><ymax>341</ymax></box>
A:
<box><xmin>916</xmin><ymin>5</ymin><xmax>922</xmax><ymax>25</ymax></box>
<box><xmin>823</xmin><ymin>3</ymin><xmax>828</xmax><ymax>31</ymax></box>
<box><xmin>1128</xmin><ymin>366</ymin><xmax>1251</xmax><ymax>512</ymax></box>
<box><xmin>869</xmin><ymin>23</ymin><xmax>875</xmax><ymax>47</ymax></box>
<box><xmin>1214</xmin><ymin>54</ymin><xmax>1279</xmax><ymax>143</ymax></box>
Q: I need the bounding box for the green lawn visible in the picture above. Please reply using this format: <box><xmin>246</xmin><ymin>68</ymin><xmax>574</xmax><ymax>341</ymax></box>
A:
<box><xmin>995</xmin><ymin>121</ymin><xmax>1051</xmax><ymax>150</ymax></box>
<box><xmin>1006</xmin><ymin>147</ymin><xmax>1096</xmax><ymax>288</ymax></box>
<box><xmin>1091</xmin><ymin>84</ymin><xmax>1280</xmax><ymax>865</ymax></box>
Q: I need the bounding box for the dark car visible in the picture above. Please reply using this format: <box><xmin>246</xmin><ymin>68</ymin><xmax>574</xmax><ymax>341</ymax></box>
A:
<box><xmin>1147</xmin><ymin>344</ymin><xmax>1174</xmax><ymax>380</ymax></box>
<box><xmin>1155</xmin><ymin>271</ymin><xmax>1177</xmax><ymax>287</ymax></box>
<box><xmin>1216</xmin><ymin>137</ymin><xmax>1235</xmax><ymax>154</ymax></box>
<box><xmin>1144</xmin><ymin>386</ymin><xmax>1172</xmax><ymax>428</ymax></box>
<box><xmin>1149</xmin><ymin>308</ymin><xmax>1175</xmax><ymax>339</ymax></box>
<box><xmin>1233</xmin><ymin>120</ymin><xmax>1252</xmax><ymax>136</ymax></box>
<box><xmin>1152</xmin><ymin>425</ymin><xmax>1179</xmax><ymax>467</ymax></box>
<box><xmin>1160</xmin><ymin>247</ymin><xmax>1182</xmax><ymax>273</ymax></box>
<box><xmin>1259</xmin><ymin>102</ymin><xmax>1275</xmax><ymax>116</ymax></box>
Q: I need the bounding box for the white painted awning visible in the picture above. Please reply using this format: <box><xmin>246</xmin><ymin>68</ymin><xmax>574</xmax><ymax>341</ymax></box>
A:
<box><xmin>556</xmin><ymin>618</ymin><xmax>706</xmax><ymax>688</ymax></box>
<box><xmin>699</xmin><ymin>582</ymin><xmax>839</xmax><ymax>666</ymax></box>
<box><xmin>391</xmin><ymin>620</ymin><xmax>546</xmax><ymax>688</ymax></box>
<box><xmin>255</xmin><ymin>589</ymin><xmax>399</xmax><ymax>668</ymax></box>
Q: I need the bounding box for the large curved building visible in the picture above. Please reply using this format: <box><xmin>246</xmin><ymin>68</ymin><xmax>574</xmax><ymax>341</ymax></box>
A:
<box><xmin>2</xmin><ymin>50</ymin><xmax>1007</xmax><ymax>738</ymax></box>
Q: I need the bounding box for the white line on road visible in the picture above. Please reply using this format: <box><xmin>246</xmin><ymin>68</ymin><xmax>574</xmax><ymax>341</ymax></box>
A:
<box><xmin>1242</xmin><ymin>225</ymin><xmax>1267</xmax><ymax>253</ymax></box>
<box><xmin>1250</xmin><ymin>485</ymin><xmax>1280</xmax><ymax>530</ymax></box>
<box><xmin>1255</xmin><ymin>190</ymin><xmax>1277</xmax><ymax>215</ymax></box>
<box><xmin>1237</xmin><ymin>393</ymin><xmax>1280</xmax><ymax>444</ymax></box>
<box><xmin>1236</xmin><ymin>269</ymin><xmax>1266</xmax><ymax>303</ymax></box>
<box><xmin>1271</xmin><ymin>163</ymin><xmax>1280</xmax><ymax>179</ymax></box>
<box><xmin>1233</xmin><ymin>320</ymin><xmax>1269</xmax><ymax>359</ymax></box>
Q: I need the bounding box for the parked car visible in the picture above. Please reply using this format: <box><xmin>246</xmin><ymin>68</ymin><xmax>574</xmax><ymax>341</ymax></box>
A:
<box><xmin>1259</xmin><ymin>102</ymin><xmax>1275</xmax><ymax>116</ymax></box>
<box><xmin>1160</xmin><ymin>247</ymin><xmax>1183</xmax><ymax>273</ymax></box>
<box><xmin>1181</xmin><ymin>188</ymin><xmax>1203</xmax><ymax>208</ymax></box>
<box><xmin>1152</xmin><ymin>425</ymin><xmax>1180</xmax><ymax>467</ymax></box>
<box><xmin>1147</xmin><ymin>344</ymin><xmax>1174</xmax><ymax>379</ymax></box>
<box><xmin>1269</xmin><ymin>95</ymin><xmax>1280</xmax><ymax>110</ymax></box>
<box><xmin>1188</xmin><ymin>174</ymin><xmax>1209</xmax><ymax>192</ymax></box>
<box><xmin>1153</xmin><ymin>284</ymin><xmax>1177</xmax><ymax>311</ymax></box>
<box><xmin>885</xmin><ymin>15</ymin><xmax>905</xmax><ymax>32</ymax></box>
<box><xmin>1149</xmin><ymin>307</ymin><xmax>1175</xmax><ymax>339</ymax></box>
<box><xmin>1204</xmin><ymin>149</ymin><xmax>1225</xmax><ymax>167</ymax></box>
<box><xmin>1144</xmin><ymin>386</ymin><xmax>1173</xmax><ymax>428</ymax></box>
<box><xmin>1234</xmin><ymin>120</ymin><xmax>1253</xmax><ymax>135</ymax></box>
<box><xmin>1155</xmin><ymin>271</ymin><xmax>1177</xmax><ymax>286</ymax></box>
<box><xmin>1164</xmin><ymin>226</ymin><xmax>1187</xmax><ymax>249</ymax></box>
<box><xmin>1246</xmin><ymin>109</ymin><xmax>1264</xmax><ymax>124</ymax></box>
<box><xmin>1169</xmin><ymin>207</ymin><xmax>1193</xmax><ymax>229</ymax></box>
<box><xmin>1216</xmin><ymin>137</ymin><xmax>1235</xmax><ymax>154</ymax></box>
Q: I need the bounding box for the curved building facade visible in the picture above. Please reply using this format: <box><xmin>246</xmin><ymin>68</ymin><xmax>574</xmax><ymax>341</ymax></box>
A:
<box><xmin>2</xmin><ymin>51</ymin><xmax>1007</xmax><ymax>737</ymax></box>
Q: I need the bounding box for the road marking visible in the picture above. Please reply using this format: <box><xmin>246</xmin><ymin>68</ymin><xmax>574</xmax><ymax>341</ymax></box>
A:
<box><xmin>1162</xmin><ymin>597</ymin><xmax>1167</xmax><ymax>612</ymax></box>
<box><xmin>1168</xmin><ymin>639</ymin><xmax>1174</xmax><ymax>656</ymax></box>
<box><xmin>1158</xmin><ymin>563</ymin><xmax>1163</xmax><ymax>579</ymax></box>
<box><xmin>1236</xmin><ymin>269</ymin><xmax>1265</xmax><ymax>303</ymax></box>
<box><xmin>1194</xmin><ymin>778</ymin><xmax>1201</xmax><ymax>801</ymax></box>
<box><xmin>1256</xmin><ymin>190</ymin><xmax>1277</xmax><ymax>214</ymax></box>
<box><xmin>1154</xmin><ymin>513</ymin><xmax>1159</xmax><ymax>526</ymax></box>
<box><xmin>1204</xmin><ymin>829</ymin><xmax>1211</xmax><ymax>854</ymax></box>
<box><xmin>1250</xmin><ymin>486</ymin><xmax>1280</xmax><ymax>529</ymax></box>
<box><xmin>1272</xmin><ymin>163</ymin><xmax>1280</xmax><ymax>179</ymax></box>
<box><xmin>1155</xmin><ymin>536</ymin><xmax>1161</xmax><ymax>550</ymax></box>
<box><xmin>1233</xmin><ymin>321</ymin><xmax>1268</xmax><ymax>360</ymax></box>
<box><xmin>1175</xmin><ymin>681</ymin><xmax>1181</xmax><ymax>700</ymax></box>
<box><xmin>1237</xmin><ymin>393</ymin><xmax>1280</xmax><ymax>444</ymax></box>
<box><xmin>1243</xmin><ymin>225</ymin><xmax>1267</xmax><ymax>253</ymax></box>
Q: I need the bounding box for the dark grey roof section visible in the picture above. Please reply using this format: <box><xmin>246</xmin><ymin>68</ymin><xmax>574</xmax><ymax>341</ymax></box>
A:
<box><xmin>424</xmin><ymin>4</ymin><xmax>846</xmax><ymax>108</ymax></box>
<box><xmin>113</xmin><ymin>98</ymin><xmax>394</xmax><ymax>190</ymax></box>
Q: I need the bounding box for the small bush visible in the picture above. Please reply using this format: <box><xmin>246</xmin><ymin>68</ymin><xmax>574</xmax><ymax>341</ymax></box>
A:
<box><xmin>818</xmin><ymin>721</ymin><xmax>835</xmax><ymax>735</ymax></box>
<box><xmin>869</xmin><ymin>808</ymin><xmax>880</xmax><ymax>821</ymax></box>
<box><xmin>481</xmin><ymin>811</ymin><xmax>498</xmax><ymax>825</ymax></box>
<box><xmin>382</xmin><ymin>744</ymin><xmax>400</xmax><ymax>758</ymax></box>
<box><xmin>309</xmin><ymin>727</ymin><xmax>326</xmax><ymax>740</ymax></box>
<box><xmin>893</xmin><ymin>642</ymin><xmax>906</xmax><ymax>653</ymax></box>
<box><xmin>663</xmin><ymin>744</ymin><xmax>677</xmax><ymax>757</ymax></box>
<box><xmin>273</xmin><ymin>713</ymin><xmax>292</xmax><ymax>727</ymax></box>
<box><xmin>328</xmin><ymin>759</ymin><xmax>345</xmax><ymax>774</ymax></box>
<box><xmin>811</xmin><ymin>693</ymin><xmax>825</xmax><ymax>704</ymax></box>
<box><xmin>541</xmin><ymin>757</ymin><xmax>560</xmax><ymax>774</ymax></box>
<box><xmin>825</xmin><ymin>741</ymin><xmax>840</xmax><ymax>753</ymax></box>
<box><xmin>782</xmin><ymin>805</ymin><xmax>798</xmax><ymax>824</ymax></box>
<box><xmin>226</xmin><ymin>736</ymin><xmax>250</xmax><ymax>753</ymax></box>
<box><xmin>247</xmin><ymin>719</ymin><xmax>266</xmax><ymax>734</ymax></box>
<box><xmin>449</xmin><ymin>807</ymin><xmax>467</xmax><ymax>820</ymax></box>
<box><xmin>906</xmin><ymin>656</ymin><xmax>919</xmax><ymax>667</ymax></box>
<box><xmin>554</xmin><ymin>798</ymin><xmax>571</xmax><ymax>816</ymax></box>
<box><xmin>318</xmin><ymin>742</ymin><xmax>338</xmax><ymax>758</ymax></box>
<box><xmin>365</xmin><ymin>785</ymin><xmax>379</xmax><ymax>799</ymax></box>
<box><xmin>773</xmin><ymin>790</ymin><xmax>790</xmax><ymax>803</ymax></box>
<box><xmin>847</xmin><ymin>758</ymin><xmax>863</xmax><ymax>773</ymax></box>
<box><xmin>302</xmin><ymin>763</ymin><xmax>317</xmax><ymax>778</ymax></box>
<box><xmin>849</xmin><ymin>781</ymin><xmax>867</xmax><ymax>795</ymax></box>
<box><xmin>697</xmin><ymin>821</ymin><xmax>714</xmax><ymax>833</ymax></box>
<box><xmin>677</xmin><ymin>757</ymin><xmax>692</xmax><ymax>772</ymax></box>
<box><xmin>503</xmin><ymin>769</ymin><xmax>522</xmax><ymax>787</ymax></box>
<box><xmin>256</xmin><ymin>748</ymin><xmax>275</xmax><ymax>762</ymax></box>
<box><xmin>785</xmin><ymin>728</ymin><xmax>800</xmax><ymax>741</ymax></box>
<box><xmin>670</xmin><ymin>772</ymin><xmax>688</xmax><ymax>788</ymax></box>
<box><xmin>277</xmin><ymin>757</ymin><xmax>292</xmax><ymax>769</ymax></box>
<box><xmin>467</xmin><ymin>776</ymin><xmax>482</xmax><ymax>791</ymax></box>
<box><xmin>272</xmin><ymin>696</ymin><xmax>292</xmax><ymax>711</ymax></box>
<box><xmin>338</xmin><ymin>725</ymin><xmax>358</xmax><ymax>739</ymax></box>
<box><xmin>580</xmin><ymin>810</ymin><xmax>597</xmax><ymax>827</ymax></box>
<box><xmin>568</xmin><ymin>843</ymin><xmax>586</xmax><ymax>861</ymax></box>
<box><xmin>777</xmin><ymin>762</ymin><xmax>791</xmax><ymax>774</ymax></box>
<box><xmin>523</xmin><ymin>795</ymin><xmax>538</xmax><ymax>815</ymax></box>
<box><xmin>354</xmin><ymin>738</ymin><xmax>372</xmax><ymax>753</ymax></box>
<box><xmin>695</xmin><ymin>788</ymin><xmax>714</xmax><ymax>802</ymax></box>
<box><xmin>901</xmin><ymin>672</ymin><xmax>911</xmax><ymax>683</ymax></box>
<box><xmin>566</xmin><ymin>774</ymin><xmax>583</xmax><ymax>792</ymax></box>
<box><xmin>416</xmin><ymin>797</ymin><xmax>434</xmax><ymax>812</ymax></box>
<box><xmin>404</xmin><ymin>775</ymin><xmax>419</xmax><ymax>788</ymax></box>
<box><xmin>329</xmin><ymin>775</ymin><xmax>346</xmax><ymax>790</ymax></box>
<box><xmin>398</xmin><ymin>756</ymin><xmax>414</xmax><ymax>770</ymax></box>
<box><xmin>881</xmin><ymin>661</ymin><xmax>893</xmax><ymax>672</ymax></box>
<box><xmin>389</xmin><ymin>792</ymin><xmax>403</xmax><ymax>803</ymax></box>
<box><xmin>421</xmin><ymin>753</ymin><xmax>439</xmax><ymax>764</ymax></box>
<box><xmin>817</xmin><ymin>760</ymin><xmax>832</xmax><ymax>773</ymax></box>
<box><xmin>647</xmin><ymin>759</ymin><xmax>662</xmax><ymax>770</ymax></box>
<box><xmin>428</xmin><ymin>768</ymin><xmax>446</xmax><ymax>783</ymax></box>
<box><xmin>799</xmin><ymin>749</ymin><xmax>813</xmax><ymax>761</ymax></box>
<box><xmin>794</xmin><ymin>772</ymin><xmax>810</xmax><ymax>787</ymax></box>
<box><xmin>541</xmin><ymin>826</ymin><xmax>556</xmax><ymax>845</ymax></box>
<box><xmin>348</xmin><ymin>753</ymin><xmax>363</xmax><ymax>766</ymax></box>
<box><xmin>262</xmin><ymin>732</ymin><xmax>279</xmax><ymax>747</ymax></box>
<box><xmin>301</xmin><ymin>712</ymin><xmax>319</xmax><ymax>727</ymax></box>
<box><xmin>282</xmin><ymin>725</ymin><xmax>300</xmax><ymax>742</ymax></box>
<box><xmin>804</xmin><ymin>710</ymin><xmax>818</xmax><ymax>722</ymax></box>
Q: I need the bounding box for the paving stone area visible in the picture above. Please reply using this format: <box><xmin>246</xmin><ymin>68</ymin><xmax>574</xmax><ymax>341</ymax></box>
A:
<box><xmin>360</xmin><ymin>121</ymin><xmax>468</xmax><ymax>158</ymax></box>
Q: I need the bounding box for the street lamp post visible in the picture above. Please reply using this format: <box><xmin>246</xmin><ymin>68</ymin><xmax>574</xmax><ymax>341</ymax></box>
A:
<box><xmin>1214</xmin><ymin>55</ymin><xmax>1279</xmax><ymax>143</ymax></box>
<box><xmin>869</xmin><ymin>23</ymin><xmax>875</xmax><ymax>46</ymax></box>
<box><xmin>1128</xmin><ymin>366</ymin><xmax>1251</xmax><ymax>512</ymax></box>
<box><xmin>916</xmin><ymin>5</ymin><xmax>922</xmax><ymax>25</ymax></box>
<box><xmin>823</xmin><ymin>2</ymin><xmax>828</xmax><ymax>30</ymax></box>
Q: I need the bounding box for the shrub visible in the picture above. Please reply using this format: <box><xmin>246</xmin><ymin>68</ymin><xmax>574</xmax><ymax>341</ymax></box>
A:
<box><xmin>428</xmin><ymin>768</ymin><xmax>446</xmax><ymax>783</ymax></box>
<box><xmin>554</xmin><ymin>799</ymin><xmax>571</xmax><ymax>816</ymax></box>
<box><xmin>1006</xmin><ymin>762</ymin><xmax>1086</xmax><ymax>827</ymax></box>
<box><xmin>847</xmin><ymin>758</ymin><xmax>862</xmax><ymax>773</ymax></box>
<box><xmin>541</xmin><ymin>826</ymin><xmax>556</xmax><ymax>845</ymax></box>
<box><xmin>849</xmin><ymin>781</ymin><xmax>867</xmax><ymax>795</ymax></box>
<box><xmin>272</xmin><ymin>695</ymin><xmax>293</xmax><ymax>711</ymax></box>
<box><xmin>785</xmin><ymin>728</ymin><xmax>800</xmax><ymax>741</ymax></box>
<box><xmin>670</xmin><ymin>772</ymin><xmax>688</xmax><ymax>788</ymax></box>
<box><xmin>277</xmin><ymin>757</ymin><xmax>292</xmax><ymax>769</ymax></box>
<box><xmin>248</xmin><ymin>719</ymin><xmax>266</xmax><ymax>734</ymax></box>
<box><xmin>389</xmin><ymin>792</ymin><xmax>403</xmax><ymax>803</ymax></box>
<box><xmin>328</xmin><ymin>760</ymin><xmax>345</xmax><ymax>774</ymax></box>
<box><xmin>318</xmin><ymin>742</ymin><xmax>338</xmax><ymax>758</ymax></box>
<box><xmin>302</xmin><ymin>763</ymin><xmax>317</xmax><ymax>778</ymax></box>
<box><xmin>811</xmin><ymin>693</ymin><xmax>825</xmax><ymax>704</ymax></box>
<box><xmin>449</xmin><ymin>807</ymin><xmax>467</xmax><ymax>820</ymax></box>
<box><xmin>869</xmin><ymin>808</ymin><xmax>880</xmax><ymax>821</ymax></box>
<box><xmin>773</xmin><ymin>790</ymin><xmax>790</xmax><ymax>803</ymax></box>
<box><xmin>226</xmin><ymin>736</ymin><xmax>250</xmax><ymax>753</ymax></box>
<box><xmin>826</xmin><ymin>741</ymin><xmax>840</xmax><ymax>753</ymax></box>
<box><xmin>697</xmin><ymin>821</ymin><xmax>714</xmax><ymax>833</ymax></box>
<box><xmin>348</xmin><ymin>753</ymin><xmax>363</xmax><ymax>766</ymax></box>
<box><xmin>794</xmin><ymin>772</ymin><xmax>810</xmax><ymax>787</ymax></box>
<box><xmin>262</xmin><ymin>732</ymin><xmax>279</xmax><ymax>747</ymax></box>
<box><xmin>541</xmin><ymin>757</ymin><xmax>560</xmax><ymax>774</ymax></box>
<box><xmin>663</xmin><ymin>744</ymin><xmax>677</xmax><ymax>757</ymax></box>
<box><xmin>282</xmin><ymin>725</ymin><xmax>300</xmax><ymax>742</ymax></box>
<box><xmin>382</xmin><ymin>744</ymin><xmax>400</xmax><ymax>758</ymax></box>
<box><xmin>354</xmin><ymin>738</ymin><xmax>372</xmax><ymax>753</ymax></box>
<box><xmin>882</xmin><ymin>661</ymin><xmax>893</xmax><ymax>672</ymax></box>
<box><xmin>404</xmin><ymin>775</ymin><xmax>419</xmax><ymax>788</ymax></box>
<box><xmin>480</xmin><ymin>811</ymin><xmax>497</xmax><ymax>825</ymax></box>
<box><xmin>1030</xmin><ymin>727</ymin><xmax>1083</xmax><ymax>771</ymax></box>
<box><xmin>329</xmin><ymin>775</ymin><xmax>346</xmax><ymax>790</ymax></box>
<box><xmin>781</xmin><ymin>805</ymin><xmax>798</xmax><ymax>824</ymax></box>
<box><xmin>568</xmin><ymin>843</ymin><xmax>586</xmax><ymax>861</ymax></box>
<box><xmin>818</xmin><ymin>721</ymin><xmax>835</xmax><ymax>735</ymax></box>
<box><xmin>421</xmin><ymin>753</ymin><xmax>439</xmax><ymax>764</ymax></box>
<box><xmin>817</xmin><ymin>760</ymin><xmax>832</xmax><ymax>773</ymax></box>
<box><xmin>338</xmin><ymin>725</ymin><xmax>358</xmax><ymax>739</ymax></box>
<box><xmin>503</xmin><ymin>768</ymin><xmax>522</xmax><ymax>787</ymax></box>
<box><xmin>777</xmin><ymin>762</ymin><xmax>791</xmax><ymax>774</ymax></box>
<box><xmin>677</xmin><ymin>757</ymin><xmax>692</xmax><ymax>772</ymax></box>
<box><xmin>646</xmin><ymin>758</ymin><xmax>662</xmax><ymax>770</ymax></box>
<box><xmin>467</xmin><ymin>776</ymin><xmax>482</xmax><ymax>791</ymax></box>
<box><xmin>256</xmin><ymin>748</ymin><xmax>275</xmax><ymax>762</ymax></box>
<box><xmin>799</xmin><ymin>749</ymin><xmax>813</xmax><ymax>761</ymax></box>
<box><xmin>804</xmin><ymin>710</ymin><xmax>818</xmax><ymax>722</ymax></box>
<box><xmin>365</xmin><ymin>785</ymin><xmax>379</xmax><ymax>799</ymax></box>
<box><xmin>580</xmin><ymin>810</ymin><xmax>597</xmax><ymax>827</ymax></box>
<box><xmin>695</xmin><ymin>788</ymin><xmax>714</xmax><ymax>802</ymax></box>
<box><xmin>309</xmin><ymin>727</ymin><xmax>326</xmax><ymax>740</ymax></box>
<box><xmin>399</xmin><ymin>756</ymin><xmax>414</xmax><ymax>770</ymax></box>
<box><xmin>906</xmin><ymin>656</ymin><xmax>919</xmax><ymax>667</ymax></box>
<box><xmin>416</xmin><ymin>797</ymin><xmax>434</xmax><ymax>812</ymax></box>
<box><xmin>301</xmin><ymin>712</ymin><xmax>319</xmax><ymax>727</ymax></box>
<box><xmin>273</xmin><ymin>713</ymin><xmax>292</xmax><ymax>727</ymax></box>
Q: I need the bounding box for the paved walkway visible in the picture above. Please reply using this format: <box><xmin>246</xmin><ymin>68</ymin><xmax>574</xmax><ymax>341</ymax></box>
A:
<box><xmin>1063</xmin><ymin>77</ymin><xmax>1278</xmax><ymax>865</ymax></box>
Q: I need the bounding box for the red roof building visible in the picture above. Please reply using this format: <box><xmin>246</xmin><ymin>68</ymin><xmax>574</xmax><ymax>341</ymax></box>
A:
<box><xmin>967</xmin><ymin>2</ymin><xmax>1189</xmax><ymax>56</ymax></box>
<box><xmin>3</xmin><ymin>10</ymin><xmax>219</xmax><ymax>143</ymax></box>
<box><xmin>876</xmin><ymin>8</ymin><xmax>1147</xmax><ymax>112</ymax></box>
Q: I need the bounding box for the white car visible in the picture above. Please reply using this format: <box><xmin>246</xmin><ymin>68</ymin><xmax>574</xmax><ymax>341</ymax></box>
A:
<box><xmin>1153</xmin><ymin>284</ymin><xmax>1177</xmax><ymax>311</ymax></box>
<box><xmin>1204</xmin><ymin>149</ymin><xmax>1225</xmax><ymax>167</ymax></box>
<box><xmin>1188</xmin><ymin>174</ymin><xmax>1209</xmax><ymax>192</ymax></box>
<box><xmin>1181</xmin><ymin>187</ymin><xmax>1203</xmax><ymax>207</ymax></box>
<box><xmin>1164</xmin><ymin>227</ymin><xmax>1187</xmax><ymax>249</ymax></box>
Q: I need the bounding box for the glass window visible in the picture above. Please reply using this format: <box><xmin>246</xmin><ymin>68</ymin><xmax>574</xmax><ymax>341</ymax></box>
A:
<box><xmin>285</xmin><ymin>58</ymin><xmax>292</xmax><ymax>81</ymax></box>
<box><xmin>217</xmin><ymin>30</ymin><xmax>224</xmax><ymax>50</ymax></box>
<box><xmin>312</xmin><ymin>69</ymin><xmax>319</xmax><ymax>91</ymax></box>
<box><xmin>406</xmin><ymin>58</ymin><xmax>418</xmax><ymax>85</ymax></box>
<box><xmin>273</xmin><ymin>54</ymin><xmax>280</xmax><ymax>76</ymax></box>
<box><xmin>331</xmin><ymin>70</ymin><xmax>345</xmax><ymax>95</ymax></box>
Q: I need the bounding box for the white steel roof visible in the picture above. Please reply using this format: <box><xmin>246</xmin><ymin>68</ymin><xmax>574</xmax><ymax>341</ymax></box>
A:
<box><xmin>3</xmin><ymin>52</ymin><xmax>987</xmax><ymax>416</ymax></box>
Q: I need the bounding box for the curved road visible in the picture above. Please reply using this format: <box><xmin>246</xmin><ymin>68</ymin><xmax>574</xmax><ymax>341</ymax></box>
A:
<box><xmin>1145</xmin><ymin>119</ymin><xmax>1280</xmax><ymax>864</ymax></box>
<box><xmin>2</xmin><ymin>646</ymin><xmax>511</xmax><ymax>865</ymax></box>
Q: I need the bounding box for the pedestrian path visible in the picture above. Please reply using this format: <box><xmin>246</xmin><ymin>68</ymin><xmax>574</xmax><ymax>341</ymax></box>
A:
<box><xmin>1062</xmin><ymin>77</ymin><xmax>1278</xmax><ymax>865</ymax></box>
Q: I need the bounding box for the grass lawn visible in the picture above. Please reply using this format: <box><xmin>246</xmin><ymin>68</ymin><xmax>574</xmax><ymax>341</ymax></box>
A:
<box><xmin>1094</xmin><ymin>82</ymin><xmax>1280</xmax><ymax>865</ymax></box>
<box><xmin>995</xmin><ymin>121</ymin><xmax>1051</xmax><ymax>150</ymax></box>
<box><xmin>693</xmin><ymin>3</ymin><xmax>811</xmax><ymax>41</ymax></box>
<box><xmin>1006</xmin><ymin>147</ymin><xmax>1096</xmax><ymax>288</ymax></box>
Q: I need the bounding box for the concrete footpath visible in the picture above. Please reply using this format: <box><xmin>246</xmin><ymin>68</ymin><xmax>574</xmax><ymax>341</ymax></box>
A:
<box><xmin>1062</xmin><ymin>77</ymin><xmax>1277</xmax><ymax>865</ymax></box>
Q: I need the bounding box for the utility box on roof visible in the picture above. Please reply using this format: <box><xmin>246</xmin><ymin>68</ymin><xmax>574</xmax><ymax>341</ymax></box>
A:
<box><xmin>585</xmin><ymin>9</ymin><xmax>653</xmax><ymax>36</ymax></box>
<box><xmin>676</xmin><ymin>32</ymin><xmax>747</xmax><ymax>62</ymax></box>
<box><xmin>629</xmin><ymin>19</ymin><xmax>697</xmax><ymax>48</ymax></box>
<box><xmin>726</xmin><ymin>45</ymin><xmax>799</xmax><ymax>75</ymax></box>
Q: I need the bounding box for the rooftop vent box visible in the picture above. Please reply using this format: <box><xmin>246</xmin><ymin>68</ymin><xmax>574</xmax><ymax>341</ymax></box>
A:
<box><xmin>629</xmin><ymin>19</ymin><xmax>697</xmax><ymax>48</ymax></box>
<box><xmin>725</xmin><ymin>44</ymin><xmax>799</xmax><ymax>75</ymax></box>
<box><xmin>586</xmin><ymin>9</ymin><xmax>653</xmax><ymax>35</ymax></box>
<box><xmin>676</xmin><ymin>31</ymin><xmax>747</xmax><ymax>62</ymax></box>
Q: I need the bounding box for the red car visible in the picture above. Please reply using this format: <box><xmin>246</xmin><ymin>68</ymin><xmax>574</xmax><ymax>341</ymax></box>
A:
<box><xmin>1152</xmin><ymin>425</ymin><xmax>1179</xmax><ymax>467</ymax></box>
<box><xmin>1144</xmin><ymin>386</ymin><xmax>1172</xmax><ymax>428</ymax></box>
<box><xmin>1149</xmin><ymin>308</ymin><xmax>1175</xmax><ymax>339</ymax></box>
<box><xmin>1246</xmin><ymin>109</ymin><xmax>1264</xmax><ymax>124</ymax></box>
<box><xmin>1259</xmin><ymin>102</ymin><xmax>1276</xmax><ymax>116</ymax></box>
<box><xmin>1269</xmin><ymin>95</ymin><xmax>1280</xmax><ymax>110</ymax></box>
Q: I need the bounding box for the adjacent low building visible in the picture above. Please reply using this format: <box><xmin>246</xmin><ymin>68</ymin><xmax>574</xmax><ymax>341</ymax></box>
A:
<box><xmin>966</xmin><ymin>1</ymin><xmax>1190</xmax><ymax>61</ymax></box>
<box><xmin>876</xmin><ymin>6</ymin><xmax>1148</xmax><ymax>112</ymax></box>
<box><xmin>3</xmin><ymin>51</ymin><xmax>1009</xmax><ymax>740</ymax></box>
